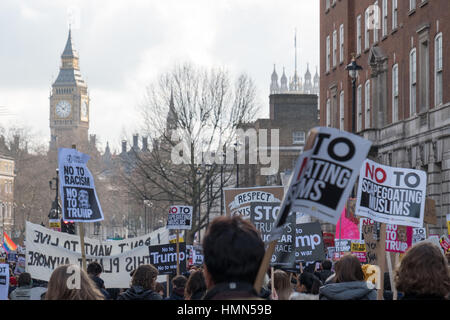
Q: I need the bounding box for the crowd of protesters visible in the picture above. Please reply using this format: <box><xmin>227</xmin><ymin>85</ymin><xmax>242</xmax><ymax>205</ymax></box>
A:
<box><xmin>5</xmin><ymin>215</ymin><xmax>450</xmax><ymax>300</ymax></box>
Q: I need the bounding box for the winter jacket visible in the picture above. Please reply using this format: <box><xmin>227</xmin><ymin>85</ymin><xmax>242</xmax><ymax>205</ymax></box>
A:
<box><xmin>190</xmin><ymin>290</ymin><xmax>206</xmax><ymax>300</ymax></box>
<box><xmin>9</xmin><ymin>285</ymin><xmax>47</xmax><ymax>300</ymax></box>
<box><xmin>90</xmin><ymin>275</ymin><xmax>111</xmax><ymax>300</ymax></box>
<box><xmin>202</xmin><ymin>282</ymin><xmax>263</xmax><ymax>300</ymax></box>
<box><xmin>315</xmin><ymin>270</ymin><xmax>333</xmax><ymax>284</ymax></box>
<box><xmin>319</xmin><ymin>281</ymin><xmax>377</xmax><ymax>300</ymax></box>
<box><xmin>117</xmin><ymin>285</ymin><xmax>162</xmax><ymax>301</ymax></box>
<box><xmin>290</xmin><ymin>292</ymin><xmax>320</xmax><ymax>300</ymax></box>
<box><xmin>166</xmin><ymin>287</ymin><xmax>185</xmax><ymax>300</ymax></box>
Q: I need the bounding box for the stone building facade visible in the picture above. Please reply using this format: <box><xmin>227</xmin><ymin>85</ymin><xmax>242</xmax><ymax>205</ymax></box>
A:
<box><xmin>0</xmin><ymin>155</ymin><xmax>15</xmax><ymax>236</ymax></box>
<box><xmin>320</xmin><ymin>0</ymin><xmax>450</xmax><ymax>234</ymax></box>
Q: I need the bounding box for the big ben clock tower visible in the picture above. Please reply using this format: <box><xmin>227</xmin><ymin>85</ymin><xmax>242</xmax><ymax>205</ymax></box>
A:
<box><xmin>49</xmin><ymin>28</ymin><xmax>89</xmax><ymax>150</ymax></box>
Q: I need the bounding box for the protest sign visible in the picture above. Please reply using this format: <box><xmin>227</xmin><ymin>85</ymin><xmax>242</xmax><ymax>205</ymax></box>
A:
<box><xmin>333</xmin><ymin>239</ymin><xmax>352</xmax><ymax>260</ymax></box>
<box><xmin>351</xmin><ymin>240</ymin><xmax>367</xmax><ymax>262</ymax></box>
<box><xmin>58</xmin><ymin>148</ymin><xmax>104</xmax><ymax>222</ymax></box>
<box><xmin>412</xmin><ymin>227</ymin><xmax>426</xmax><ymax>245</ymax></box>
<box><xmin>359</xmin><ymin>218</ymin><xmax>375</xmax><ymax>240</ymax></box>
<box><xmin>148</xmin><ymin>243</ymin><xmax>186</xmax><ymax>275</ymax></box>
<box><xmin>326</xmin><ymin>247</ymin><xmax>336</xmax><ymax>260</ymax></box>
<box><xmin>25</xmin><ymin>221</ymin><xmax>169</xmax><ymax>288</ymax></box>
<box><xmin>447</xmin><ymin>214</ymin><xmax>450</xmax><ymax>236</ymax></box>
<box><xmin>385</xmin><ymin>224</ymin><xmax>412</xmax><ymax>253</ymax></box>
<box><xmin>250</xmin><ymin>202</ymin><xmax>295</xmax><ymax>269</ymax></box>
<box><xmin>440</xmin><ymin>236</ymin><xmax>450</xmax><ymax>253</ymax></box>
<box><xmin>295</xmin><ymin>222</ymin><xmax>325</xmax><ymax>263</ymax></box>
<box><xmin>0</xmin><ymin>264</ymin><xmax>9</xmax><ymax>300</ymax></box>
<box><xmin>224</xmin><ymin>186</ymin><xmax>284</xmax><ymax>219</ymax></box>
<box><xmin>166</xmin><ymin>206</ymin><xmax>193</xmax><ymax>230</ymax></box>
<box><xmin>356</xmin><ymin>159</ymin><xmax>426</xmax><ymax>228</ymax></box>
<box><xmin>14</xmin><ymin>256</ymin><xmax>25</xmax><ymax>275</ymax></box>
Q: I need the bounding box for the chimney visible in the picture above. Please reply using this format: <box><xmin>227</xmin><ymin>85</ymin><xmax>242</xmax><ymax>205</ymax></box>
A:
<box><xmin>121</xmin><ymin>140</ymin><xmax>127</xmax><ymax>154</ymax></box>
<box><xmin>142</xmin><ymin>136</ymin><xmax>148</xmax><ymax>151</ymax></box>
<box><xmin>133</xmin><ymin>134</ymin><xmax>139</xmax><ymax>150</ymax></box>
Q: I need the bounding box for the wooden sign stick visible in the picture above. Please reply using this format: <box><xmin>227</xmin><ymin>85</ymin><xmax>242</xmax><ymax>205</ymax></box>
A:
<box><xmin>253</xmin><ymin>130</ymin><xmax>318</xmax><ymax>294</ymax></box>
<box><xmin>176</xmin><ymin>229</ymin><xmax>180</xmax><ymax>276</ymax></box>
<box><xmin>72</xmin><ymin>144</ymin><xmax>87</xmax><ymax>272</ymax></box>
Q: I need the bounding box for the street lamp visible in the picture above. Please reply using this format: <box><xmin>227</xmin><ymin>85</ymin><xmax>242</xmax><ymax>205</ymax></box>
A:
<box><xmin>196</xmin><ymin>168</ymin><xmax>202</xmax><ymax>242</ymax></box>
<box><xmin>143</xmin><ymin>199</ymin><xmax>153</xmax><ymax>234</ymax></box>
<box><xmin>48</xmin><ymin>169</ymin><xmax>61</xmax><ymax>228</ymax></box>
<box><xmin>234</xmin><ymin>142</ymin><xmax>241</xmax><ymax>188</ymax></box>
<box><xmin>345</xmin><ymin>54</ymin><xmax>363</xmax><ymax>133</ymax></box>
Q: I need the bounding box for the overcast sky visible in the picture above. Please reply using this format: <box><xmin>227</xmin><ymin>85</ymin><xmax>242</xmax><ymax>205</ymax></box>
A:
<box><xmin>0</xmin><ymin>0</ymin><xmax>319</xmax><ymax>153</ymax></box>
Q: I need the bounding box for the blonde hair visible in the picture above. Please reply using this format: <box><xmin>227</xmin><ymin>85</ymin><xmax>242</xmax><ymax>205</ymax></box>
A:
<box><xmin>273</xmin><ymin>269</ymin><xmax>293</xmax><ymax>300</ymax></box>
<box><xmin>45</xmin><ymin>264</ymin><xmax>105</xmax><ymax>300</ymax></box>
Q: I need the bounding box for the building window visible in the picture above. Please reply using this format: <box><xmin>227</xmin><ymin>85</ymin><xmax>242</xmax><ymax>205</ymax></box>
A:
<box><xmin>374</xmin><ymin>1</ymin><xmax>379</xmax><ymax>43</ymax></box>
<box><xmin>340</xmin><ymin>91</ymin><xmax>345</xmax><ymax>130</ymax></box>
<box><xmin>435</xmin><ymin>33</ymin><xmax>443</xmax><ymax>106</ymax></box>
<box><xmin>326</xmin><ymin>0</ymin><xmax>330</xmax><ymax>11</ymax></box>
<box><xmin>410</xmin><ymin>48</ymin><xmax>417</xmax><ymax>116</ymax></box>
<box><xmin>357</xmin><ymin>85</ymin><xmax>362</xmax><ymax>132</ymax></box>
<box><xmin>392</xmin><ymin>64</ymin><xmax>399</xmax><ymax>123</ymax></box>
<box><xmin>293</xmin><ymin>131</ymin><xmax>305</xmax><ymax>144</ymax></box>
<box><xmin>392</xmin><ymin>0</ymin><xmax>398</xmax><ymax>30</ymax></box>
<box><xmin>410</xmin><ymin>0</ymin><xmax>416</xmax><ymax>11</ymax></box>
<box><xmin>326</xmin><ymin>35</ymin><xmax>331</xmax><ymax>72</ymax></box>
<box><xmin>357</xmin><ymin>15</ymin><xmax>362</xmax><ymax>55</ymax></box>
<box><xmin>339</xmin><ymin>24</ymin><xmax>344</xmax><ymax>64</ymax></box>
<box><xmin>333</xmin><ymin>30</ymin><xmax>337</xmax><ymax>67</ymax></box>
<box><xmin>364</xmin><ymin>9</ymin><xmax>370</xmax><ymax>50</ymax></box>
<box><xmin>365</xmin><ymin>80</ymin><xmax>371</xmax><ymax>129</ymax></box>
<box><xmin>326</xmin><ymin>99</ymin><xmax>331</xmax><ymax>127</ymax></box>
<box><xmin>382</xmin><ymin>0</ymin><xmax>388</xmax><ymax>37</ymax></box>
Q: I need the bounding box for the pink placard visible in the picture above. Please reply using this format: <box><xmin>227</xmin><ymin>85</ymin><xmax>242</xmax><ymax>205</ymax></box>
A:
<box><xmin>336</xmin><ymin>207</ymin><xmax>360</xmax><ymax>240</ymax></box>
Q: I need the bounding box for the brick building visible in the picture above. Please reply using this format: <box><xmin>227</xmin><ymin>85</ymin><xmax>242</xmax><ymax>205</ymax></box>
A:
<box><xmin>320</xmin><ymin>0</ymin><xmax>450</xmax><ymax>234</ymax></box>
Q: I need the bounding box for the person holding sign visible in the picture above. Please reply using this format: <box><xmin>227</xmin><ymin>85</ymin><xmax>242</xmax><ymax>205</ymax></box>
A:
<box><xmin>394</xmin><ymin>242</ymin><xmax>450</xmax><ymax>300</ymax></box>
<box><xmin>202</xmin><ymin>216</ymin><xmax>265</xmax><ymax>300</ymax></box>
<box><xmin>319</xmin><ymin>255</ymin><xmax>377</xmax><ymax>300</ymax></box>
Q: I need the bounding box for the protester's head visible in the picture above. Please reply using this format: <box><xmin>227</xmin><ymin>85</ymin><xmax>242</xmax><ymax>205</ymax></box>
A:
<box><xmin>155</xmin><ymin>282</ymin><xmax>165</xmax><ymax>298</ymax></box>
<box><xmin>298</xmin><ymin>272</ymin><xmax>322</xmax><ymax>295</ymax></box>
<box><xmin>273</xmin><ymin>269</ymin><xmax>293</xmax><ymax>300</ymax></box>
<box><xmin>321</xmin><ymin>259</ymin><xmax>332</xmax><ymax>271</ymax></box>
<box><xmin>172</xmin><ymin>275</ymin><xmax>187</xmax><ymax>289</ymax></box>
<box><xmin>87</xmin><ymin>261</ymin><xmax>103</xmax><ymax>277</ymax></box>
<box><xmin>202</xmin><ymin>216</ymin><xmax>265</xmax><ymax>287</ymax></box>
<box><xmin>18</xmin><ymin>272</ymin><xmax>32</xmax><ymax>287</ymax></box>
<box><xmin>334</xmin><ymin>254</ymin><xmax>365</xmax><ymax>283</ymax></box>
<box><xmin>45</xmin><ymin>264</ymin><xmax>104</xmax><ymax>300</ymax></box>
<box><xmin>185</xmin><ymin>270</ymin><xmax>207</xmax><ymax>300</ymax></box>
<box><xmin>131</xmin><ymin>264</ymin><xmax>158</xmax><ymax>291</ymax></box>
<box><xmin>395</xmin><ymin>242</ymin><xmax>450</xmax><ymax>298</ymax></box>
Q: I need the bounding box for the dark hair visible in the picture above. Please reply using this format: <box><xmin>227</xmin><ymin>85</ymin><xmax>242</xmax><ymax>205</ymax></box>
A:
<box><xmin>334</xmin><ymin>254</ymin><xmax>365</xmax><ymax>283</ymax></box>
<box><xmin>18</xmin><ymin>272</ymin><xmax>32</xmax><ymax>287</ymax></box>
<box><xmin>172</xmin><ymin>275</ymin><xmax>187</xmax><ymax>289</ymax></box>
<box><xmin>321</xmin><ymin>259</ymin><xmax>332</xmax><ymax>271</ymax></box>
<box><xmin>87</xmin><ymin>261</ymin><xmax>103</xmax><ymax>276</ymax></box>
<box><xmin>299</xmin><ymin>272</ymin><xmax>322</xmax><ymax>294</ymax></box>
<box><xmin>202</xmin><ymin>216</ymin><xmax>265</xmax><ymax>284</ymax></box>
<box><xmin>185</xmin><ymin>270</ymin><xmax>206</xmax><ymax>299</ymax></box>
<box><xmin>395</xmin><ymin>242</ymin><xmax>450</xmax><ymax>298</ymax></box>
<box><xmin>131</xmin><ymin>264</ymin><xmax>158</xmax><ymax>291</ymax></box>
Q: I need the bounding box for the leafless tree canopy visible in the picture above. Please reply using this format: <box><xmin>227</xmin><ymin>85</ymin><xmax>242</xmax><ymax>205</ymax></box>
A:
<box><xmin>121</xmin><ymin>62</ymin><xmax>260</xmax><ymax>243</ymax></box>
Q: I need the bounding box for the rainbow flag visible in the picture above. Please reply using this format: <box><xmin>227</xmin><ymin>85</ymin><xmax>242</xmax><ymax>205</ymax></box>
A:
<box><xmin>2</xmin><ymin>232</ymin><xmax>17</xmax><ymax>253</ymax></box>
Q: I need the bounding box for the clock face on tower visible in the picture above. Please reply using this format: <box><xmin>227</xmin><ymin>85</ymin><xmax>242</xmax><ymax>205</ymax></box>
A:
<box><xmin>55</xmin><ymin>100</ymin><xmax>72</xmax><ymax>118</ymax></box>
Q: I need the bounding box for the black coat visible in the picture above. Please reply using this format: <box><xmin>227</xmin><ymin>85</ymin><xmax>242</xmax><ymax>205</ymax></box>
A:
<box><xmin>117</xmin><ymin>286</ymin><xmax>162</xmax><ymax>301</ymax></box>
<box><xmin>203</xmin><ymin>282</ymin><xmax>262</xmax><ymax>300</ymax></box>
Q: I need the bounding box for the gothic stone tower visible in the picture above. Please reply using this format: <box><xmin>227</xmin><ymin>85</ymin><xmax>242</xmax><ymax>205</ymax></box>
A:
<box><xmin>49</xmin><ymin>29</ymin><xmax>89</xmax><ymax>151</ymax></box>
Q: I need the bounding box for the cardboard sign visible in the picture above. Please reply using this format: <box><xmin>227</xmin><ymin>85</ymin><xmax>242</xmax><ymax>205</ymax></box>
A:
<box><xmin>295</xmin><ymin>222</ymin><xmax>325</xmax><ymax>263</ymax></box>
<box><xmin>148</xmin><ymin>243</ymin><xmax>187</xmax><ymax>275</ymax></box>
<box><xmin>249</xmin><ymin>202</ymin><xmax>295</xmax><ymax>269</ymax></box>
<box><xmin>224</xmin><ymin>186</ymin><xmax>284</xmax><ymax>219</ymax></box>
<box><xmin>361</xmin><ymin>222</ymin><xmax>381</xmax><ymax>265</ymax></box>
<box><xmin>58</xmin><ymin>148</ymin><xmax>104</xmax><ymax>222</ymax></box>
<box><xmin>356</xmin><ymin>159</ymin><xmax>426</xmax><ymax>228</ymax></box>
<box><xmin>359</xmin><ymin>218</ymin><xmax>375</xmax><ymax>240</ymax></box>
<box><xmin>0</xmin><ymin>264</ymin><xmax>9</xmax><ymax>300</ymax></box>
<box><xmin>424</xmin><ymin>199</ymin><xmax>437</xmax><ymax>225</ymax></box>
<box><xmin>25</xmin><ymin>221</ymin><xmax>169</xmax><ymax>288</ymax></box>
<box><xmin>273</xmin><ymin>127</ymin><xmax>372</xmax><ymax>234</ymax></box>
<box><xmin>166</xmin><ymin>206</ymin><xmax>193</xmax><ymax>230</ymax></box>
